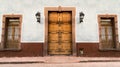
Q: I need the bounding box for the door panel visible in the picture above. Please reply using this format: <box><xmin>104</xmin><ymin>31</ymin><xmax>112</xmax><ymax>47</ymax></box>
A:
<box><xmin>48</xmin><ymin>11</ymin><xmax>72</xmax><ymax>55</ymax></box>
<box><xmin>49</xmin><ymin>43</ymin><xmax>59</xmax><ymax>53</ymax></box>
<box><xmin>61</xmin><ymin>24</ymin><xmax>72</xmax><ymax>32</ymax></box>
<box><xmin>48</xmin><ymin>24</ymin><xmax>59</xmax><ymax>32</ymax></box>
<box><xmin>62</xmin><ymin>12</ymin><xmax>71</xmax><ymax>23</ymax></box>
<box><xmin>61</xmin><ymin>33</ymin><xmax>72</xmax><ymax>42</ymax></box>
<box><xmin>49</xmin><ymin>12</ymin><xmax>58</xmax><ymax>23</ymax></box>
<box><xmin>48</xmin><ymin>33</ymin><xmax>59</xmax><ymax>42</ymax></box>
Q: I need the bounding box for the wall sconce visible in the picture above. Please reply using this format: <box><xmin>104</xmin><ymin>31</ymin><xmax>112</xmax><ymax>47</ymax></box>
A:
<box><xmin>35</xmin><ymin>11</ymin><xmax>40</xmax><ymax>23</ymax></box>
<box><xmin>79</xmin><ymin>12</ymin><xmax>85</xmax><ymax>23</ymax></box>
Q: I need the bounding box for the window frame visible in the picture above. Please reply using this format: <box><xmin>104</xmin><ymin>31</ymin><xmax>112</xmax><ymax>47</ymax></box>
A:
<box><xmin>0</xmin><ymin>14</ymin><xmax>22</xmax><ymax>51</ymax></box>
<box><xmin>98</xmin><ymin>14</ymin><xmax>119</xmax><ymax>51</ymax></box>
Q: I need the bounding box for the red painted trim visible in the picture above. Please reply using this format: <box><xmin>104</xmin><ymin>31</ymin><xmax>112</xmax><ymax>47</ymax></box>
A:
<box><xmin>0</xmin><ymin>43</ymin><xmax>43</xmax><ymax>57</ymax></box>
<box><xmin>0</xmin><ymin>42</ymin><xmax>120</xmax><ymax>57</ymax></box>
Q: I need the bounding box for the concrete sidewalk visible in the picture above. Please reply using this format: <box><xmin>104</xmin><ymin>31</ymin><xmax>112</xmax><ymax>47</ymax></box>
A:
<box><xmin>0</xmin><ymin>56</ymin><xmax>120</xmax><ymax>64</ymax></box>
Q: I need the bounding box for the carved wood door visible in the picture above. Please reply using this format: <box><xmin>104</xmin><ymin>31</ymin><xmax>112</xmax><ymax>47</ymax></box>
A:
<box><xmin>48</xmin><ymin>11</ymin><xmax>72</xmax><ymax>55</ymax></box>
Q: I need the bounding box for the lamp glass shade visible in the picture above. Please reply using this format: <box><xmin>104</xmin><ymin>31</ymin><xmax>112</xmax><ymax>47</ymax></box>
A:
<box><xmin>80</xmin><ymin>15</ymin><xmax>84</xmax><ymax>19</ymax></box>
<box><xmin>36</xmin><ymin>15</ymin><xmax>40</xmax><ymax>19</ymax></box>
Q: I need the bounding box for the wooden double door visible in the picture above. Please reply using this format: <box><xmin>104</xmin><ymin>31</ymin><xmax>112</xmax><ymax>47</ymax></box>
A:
<box><xmin>48</xmin><ymin>11</ymin><xmax>72</xmax><ymax>55</ymax></box>
<box><xmin>5</xmin><ymin>18</ymin><xmax>20</xmax><ymax>49</ymax></box>
<box><xmin>100</xmin><ymin>18</ymin><xmax>115</xmax><ymax>49</ymax></box>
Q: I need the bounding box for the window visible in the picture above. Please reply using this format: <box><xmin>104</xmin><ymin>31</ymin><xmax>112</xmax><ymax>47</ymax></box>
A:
<box><xmin>1</xmin><ymin>15</ymin><xmax>22</xmax><ymax>50</ymax></box>
<box><xmin>98</xmin><ymin>15</ymin><xmax>119</xmax><ymax>50</ymax></box>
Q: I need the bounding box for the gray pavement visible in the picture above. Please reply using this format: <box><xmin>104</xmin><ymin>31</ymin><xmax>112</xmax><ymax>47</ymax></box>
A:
<box><xmin>0</xmin><ymin>56</ymin><xmax>120</xmax><ymax>67</ymax></box>
<box><xmin>0</xmin><ymin>56</ymin><xmax>120</xmax><ymax>63</ymax></box>
<box><xmin>0</xmin><ymin>62</ymin><xmax>120</xmax><ymax>67</ymax></box>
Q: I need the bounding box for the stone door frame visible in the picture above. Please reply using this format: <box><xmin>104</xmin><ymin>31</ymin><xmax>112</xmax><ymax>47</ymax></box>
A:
<box><xmin>44</xmin><ymin>6</ymin><xmax>76</xmax><ymax>56</ymax></box>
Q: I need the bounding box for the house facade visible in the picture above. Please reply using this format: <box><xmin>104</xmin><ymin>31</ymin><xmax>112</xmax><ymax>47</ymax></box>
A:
<box><xmin>0</xmin><ymin>0</ymin><xmax>120</xmax><ymax>57</ymax></box>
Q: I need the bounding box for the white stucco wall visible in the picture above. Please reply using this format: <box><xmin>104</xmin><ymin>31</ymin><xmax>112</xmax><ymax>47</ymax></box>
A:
<box><xmin>0</xmin><ymin>0</ymin><xmax>120</xmax><ymax>42</ymax></box>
